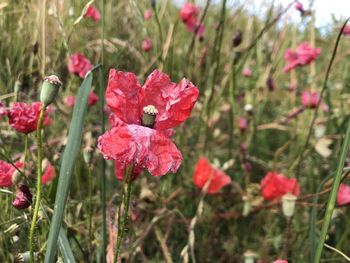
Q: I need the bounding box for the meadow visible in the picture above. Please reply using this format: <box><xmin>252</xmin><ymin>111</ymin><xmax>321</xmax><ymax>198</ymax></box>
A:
<box><xmin>0</xmin><ymin>0</ymin><xmax>350</xmax><ymax>262</ymax></box>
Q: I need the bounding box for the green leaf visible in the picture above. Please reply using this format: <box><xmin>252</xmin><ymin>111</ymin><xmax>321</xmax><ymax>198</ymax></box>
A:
<box><xmin>58</xmin><ymin>228</ymin><xmax>76</xmax><ymax>263</ymax></box>
<box><xmin>44</xmin><ymin>71</ymin><xmax>94</xmax><ymax>263</ymax></box>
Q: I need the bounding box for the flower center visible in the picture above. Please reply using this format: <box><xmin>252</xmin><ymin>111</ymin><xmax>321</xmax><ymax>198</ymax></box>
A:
<box><xmin>142</xmin><ymin>105</ymin><xmax>158</xmax><ymax>128</ymax></box>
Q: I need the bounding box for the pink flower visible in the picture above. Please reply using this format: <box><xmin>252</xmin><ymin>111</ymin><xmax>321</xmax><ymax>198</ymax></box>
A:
<box><xmin>295</xmin><ymin>1</ymin><xmax>304</xmax><ymax>13</ymax></box>
<box><xmin>337</xmin><ymin>183</ymin><xmax>350</xmax><ymax>206</ymax></box>
<box><xmin>7</xmin><ymin>102</ymin><xmax>51</xmax><ymax>134</ymax></box>
<box><xmin>238</xmin><ymin>117</ymin><xmax>248</xmax><ymax>132</ymax></box>
<box><xmin>301</xmin><ymin>91</ymin><xmax>320</xmax><ymax>109</ymax></box>
<box><xmin>242</xmin><ymin>67</ymin><xmax>252</xmax><ymax>77</ymax></box>
<box><xmin>283</xmin><ymin>42</ymin><xmax>321</xmax><ymax>72</ymax></box>
<box><xmin>12</xmin><ymin>184</ymin><xmax>32</xmax><ymax>210</ymax></box>
<box><xmin>98</xmin><ymin>69</ymin><xmax>199</xmax><ymax>177</ymax></box>
<box><xmin>42</xmin><ymin>164</ymin><xmax>57</xmax><ymax>185</ymax></box>
<box><xmin>114</xmin><ymin>161</ymin><xmax>143</xmax><ymax>181</ymax></box>
<box><xmin>0</xmin><ymin>101</ymin><xmax>8</xmax><ymax>118</ymax></box>
<box><xmin>67</xmin><ymin>53</ymin><xmax>93</xmax><ymax>78</ymax></box>
<box><xmin>193</xmin><ymin>157</ymin><xmax>231</xmax><ymax>194</ymax></box>
<box><xmin>141</xmin><ymin>37</ymin><xmax>153</xmax><ymax>52</ymax></box>
<box><xmin>144</xmin><ymin>9</ymin><xmax>152</xmax><ymax>20</ymax></box>
<box><xmin>261</xmin><ymin>172</ymin><xmax>300</xmax><ymax>201</ymax></box>
<box><xmin>65</xmin><ymin>91</ymin><xmax>98</xmax><ymax>107</ymax></box>
<box><xmin>274</xmin><ymin>260</ymin><xmax>288</xmax><ymax>263</ymax></box>
<box><xmin>0</xmin><ymin>160</ymin><xmax>23</xmax><ymax>187</ymax></box>
<box><xmin>85</xmin><ymin>5</ymin><xmax>101</xmax><ymax>22</ymax></box>
<box><xmin>342</xmin><ymin>25</ymin><xmax>350</xmax><ymax>36</ymax></box>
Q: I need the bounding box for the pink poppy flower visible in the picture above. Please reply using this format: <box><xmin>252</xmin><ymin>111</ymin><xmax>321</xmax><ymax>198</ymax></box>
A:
<box><xmin>193</xmin><ymin>157</ymin><xmax>231</xmax><ymax>194</ymax></box>
<box><xmin>242</xmin><ymin>67</ymin><xmax>252</xmax><ymax>77</ymax></box>
<box><xmin>67</xmin><ymin>53</ymin><xmax>93</xmax><ymax>78</ymax></box>
<box><xmin>274</xmin><ymin>260</ymin><xmax>288</xmax><ymax>263</ymax></box>
<box><xmin>261</xmin><ymin>171</ymin><xmax>300</xmax><ymax>201</ymax></box>
<box><xmin>337</xmin><ymin>183</ymin><xmax>350</xmax><ymax>206</ymax></box>
<box><xmin>283</xmin><ymin>42</ymin><xmax>321</xmax><ymax>72</ymax></box>
<box><xmin>12</xmin><ymin>184</ymin><xmax>32</xmax><ymax>210</ymax></box>
<box><xmin>301</xmin><ymin>91</ymin><xmax>319</xmax><ymax>109</ymax></box>
<box><xmin>342</xmin><ymin>25</ymin><xmax>350</xmax><ymax>36</ymax></box>
<box><xmin>144</xmin><ymin>9</ymin><xmax>152</xmax><ymax>20</ymax></box>
<box><xmin>141</xmin><ymin>37</ymin><xmax>153</xmax><ymax>52</ymax></box>
<box><xmin>85</xmin><ymin>5</ymin><xmax>101</xmax><ymax>22</ymax></box>
<box><xmin>65</xmin><ymin>95</ymin><xmax>76</xmax><ymax>107</ymax></box>
<box><xmin>65</xmin><ymin>91</ymin><xmax>99</xmax><ymax>107</ymax></box>
<box><xmin>295</xmin><ymin>1</ymin><xmax>304</xmax><ymax>13</ymax></box>
<box><xmin>42</xmin><ymin>163</ymin><xmax>57</xmax><ymax>185</ymax></box>
<box><xmin>98</xmin><ymin>69</ymin><xmax>199</xmax><ymax>177</ymax></box>
<box><xmin>7</xmin><ymin>102</ymin><xmax>51</xmax><ymax>134</ymax></box>
<box><xmin>0</xmin><ymin>160</ymin><xmax>23</xmax><ymax>187</ymax></box>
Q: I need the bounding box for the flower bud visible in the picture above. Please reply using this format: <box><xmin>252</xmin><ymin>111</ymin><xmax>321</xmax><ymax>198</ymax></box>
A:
<box><xmin>40</xmin><ymin>75</ymin><xmax>62</xmax><ymax>106</ymax></box>
<box><xmin>281</xmin><ymin>193</ymin><xmax>297</xmax><ymax>218</ymax></box>
<box><xmin>12</xmin><ymin>185</ymin><xmax>32</xmax><ymax>210</ymax></box>
<box><xmin>142</xmin><ymin>105</ymin><xmax>158</xmax><ymax>128</ymax></box>
<box><xmin>244</xmin><ymin>104</ymin><xmax>253</xmax><ymax>115</ymax></box>
<box><xmin>244</xmin><ymin>250</ymin><xmax>258</xmax><ymax>263</ymax></box>
<box><xmin>232</xmin><ymin>30</ymin><xmax>243</xmax><ymax>47</ymax></box>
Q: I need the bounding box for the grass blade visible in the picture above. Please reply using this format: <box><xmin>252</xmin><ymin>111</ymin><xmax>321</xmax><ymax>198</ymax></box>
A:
<box><xmin>58</xmin><ymin>228</ymin><xmax>76</xmax><ymax>263</ymax></box>
<box><xmin>44</xmin><ymin>71</ymin><xmax>95</xmax><ymax>263</ymax></box>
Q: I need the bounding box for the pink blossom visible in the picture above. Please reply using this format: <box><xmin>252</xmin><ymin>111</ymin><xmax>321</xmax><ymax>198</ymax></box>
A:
<box><xmin>301</xmin><ymin>91</ymin><xmax>320</xmax><ymax>109</ymax></box>
<box><xmin>242</xmin><ymin>67</ymin><xmax>252</xmax><ymax>77</ymax></box>
<box><xmin>342</xmin><ymin>25</ymin><xmax>350</xmax><ymax>36</ymax></box>
<box><xmin>67</xmin><ymin>53</ymin><xmax>93</xmax><ymax>78</ymax></box>
<box><xmin>144</xmin><ymin>9</ymin><xmax>152</xmax><ymax>20</ymax></box>
<box><xmin>85</xmin><ymin>5</ymin><xmax>101</xmax><ymax>22</ymax></box>
<box><xmin>238</xmin><ymin>117</ymin><xmax>248</xmax><ymax>132</ymax></box>
<box><xmin>142</xmin><ymin>37</ymin><xmax>152</xmax><ymax>52</ymax></box>
<box><xmin>337</xmin><ymin>184</ymin><xmax>350</xmax><ymax>206</ymax></box>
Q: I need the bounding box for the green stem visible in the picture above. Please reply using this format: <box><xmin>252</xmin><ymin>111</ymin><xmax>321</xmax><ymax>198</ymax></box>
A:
<box><xmin>114</xmin><ymin>166</ymin><xmax>134</xmax><ymax>263</ymax></box>
<box><xmin>23</xmin><ymin>135</ymin><xmax>28</xmax><ymax>175</ymax></box>
<box><xmin>313</xmin><ymin>118</ymin><xmax>350</xmax><ymax>262</ymax></box>
<box><xmin>29</xmin><ymin>106</ymin><xmax>46</xmax><ymax>263</ymax></box>
<box><xmin>88</xmin><ymin>165</ymin><xmax>93</xmax><ymax>257</ymax></box>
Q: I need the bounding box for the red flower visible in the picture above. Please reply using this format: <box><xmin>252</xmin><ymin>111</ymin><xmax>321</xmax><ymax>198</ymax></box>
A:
<box><xmin>98</xmin><ymin>69</ymin><xmax>199</xmax><ymax>177</ymax></box>
<box><xmin>193</xmin><ymin>157</ymin><xmax>231</xmax><ymax>194</ymax></box>
<box><xmin>283</xmin><ymin>42</ymin><xmax>321</xmax><ymax>72</ymax></box>
<box><xmin>260</xmin><ymin>171</ymin><xmax>300</xmax><ymax>201</ymax></box>
<box><xmin>342</xmin><ymin>25</ymin><xmax>350</xmax><ymax>36</ymax></box>
<box><xmin>295</xmin><ymin>1</ymin><xmax>304</xmax><ymax>13</ymax></box>
<box><xmin>337</xmin><ymin>183</ymin><xmax>350</xmax><ymax>206</ymax></box>
<box><xmin>85</xmin><ymin>5</ymin><xmax>101</xmax><ymax>22</ymax></box>
<box><xmin>180</xmin><ymin>3</ymin><xmax>205</xmax><ymax>38</ymax></box>
<box><xmin>42</xmin><ymin>163</ymin><xmax>57</xmax><ymax>185</ymax></box>
<box><xmin>144</xmin><ymin>9</ymin><xmax>152</xmax><ymax>20</ymax></box>
<box><xmin>301</xmin><ymin>90</ymin><xmax>319</xmax><ymax>109</ymax></box>
<box><xmin>0</xmin><ymin>160</ymin><xmax>23</xmax><ymax>187</ymax></box>
<box><xmin>65</xmin><ymin>91</ymin><xmax>98</xmax><ymax>107</ymax></box>
<box><xmin>142</xmin><ymin>37</ymin><xmax>153</xmax><ymax>52</ymax></box>
<box><xmin>242</xmin><ymin>67</ymin><xmax>252</xmax><ymax>77</ymax></box>
<box><xmin>67</xmin><ymin>53</ymin><xmax>93</xmax><ymax>78</ymax></box>
<box><xmin>7</xmin><ymin>102</ymin><xmax>51</xmax><ymax>134</ymax></box>
<box><xmin>274</xmin><ymin>260</ymin><xmax>288</xmax><ymax>263</ymax></box>
<box><xmin>12</xmin><ymin>184</ymin><xmax>32</xmax><ymax>210</ymax></box>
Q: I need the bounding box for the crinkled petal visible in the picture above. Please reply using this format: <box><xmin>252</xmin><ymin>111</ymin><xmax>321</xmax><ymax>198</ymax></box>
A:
<box><xmin>106</xmin><ymin>69</ymin><xmax>142</xmax><ymax>125</ymax></box>
<box><xmin>98</xmin><ymin>124</ymin><xmax>182</xmax><ymax>177</ymax></box>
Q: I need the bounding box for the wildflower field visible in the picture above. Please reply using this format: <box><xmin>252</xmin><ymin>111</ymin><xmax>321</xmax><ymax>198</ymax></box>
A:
<box><xmin>0</xmin><ymin>0</ymin><xmax>350</xmax><ymax>262</ymax></box>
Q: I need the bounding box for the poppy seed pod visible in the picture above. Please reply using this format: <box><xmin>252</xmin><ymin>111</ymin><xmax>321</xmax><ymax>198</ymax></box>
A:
<box><xmin>243</xmin><ymin>250</ymin><xmax>258</xmax><ymax>263</ymax></box>
<box><xmin>232</xmin><ymin>30</ymin><xmax>243</xmax><ymax>47</ymax></box>
<box><xmin>281</xmin><ymin>193</ymin><xmax>297</xmax><ymax>217</ymax></box>
<box><xmin>142</xmin><ymin>105</ymin><xmax>158</xmax><ymax>128</ymax></box>
<box><xmin>40</xmin><ymin>75</ymin><xmax>62</xmax><ymax>106</ymax></box>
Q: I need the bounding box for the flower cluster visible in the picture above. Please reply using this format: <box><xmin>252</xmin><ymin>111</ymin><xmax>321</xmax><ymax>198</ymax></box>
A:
<box><xmin>98</xmin><ymin>69</ymin><xmax>199</xmax><ymax>177</ymax></box>
<box><xmin>180</xmin><ymin>2</ymin><xmax>205</xmax><ymax>38</ymax></box>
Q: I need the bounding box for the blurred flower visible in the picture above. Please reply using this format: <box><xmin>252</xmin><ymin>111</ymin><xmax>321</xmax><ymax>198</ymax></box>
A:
<box><xmin>180</xmin><ymin>2</ymin><xmax>205</xmax><ymax>38</ymax></box>
<box><xmin>7</xmin><ymin>102</ymin><xmax>51</xmax><ymax>134</ymax></box>
<box><xmin>0</xmin><ymin>161</ymin><xmax>23</xmax><ymax>187</ymax></box>
<box><xmin>0</xmin><ymin>101</ymin><xmax>8</xmax><ymax>118</ymax></box>
<box><xmin>337</xmin><ymin>183</ymin><xmax>350</xmax><ymax>206</ymax></box>
<box><xmin>42</xmin><ymin>162</ymin><xmax>56</xmax><ymax>185</ymax></box>
<box><xmin>274</xmin><ymin>260</ymin><xmax>288</xmax><ymax>263</ymax></box>
<box><xmin>295</xmin><ymin>1</ymin><xmax>304</xmax><ymax>13</ymax></box>
<box><xmin>98</xmin><ymin>69</ymin><xmax>199</xmax><ymax>176</ymax></box>
<box><xmin>232</xmin><ymin>30</ymin><xmax>243</xmax><ymax>47</ymax></box>
<box><xmin>260</xmin><ymin>171</ymin><xmax>300</xmax><ymax>201</ymax></box>
<box><xmin>141</xmin><ymin>37</ymin><xmax>153</xmax><ymax>52</ymax></box>
<box><xmin>67</xmin><ymin>53</ymin><xmax>93</xmax><ymax>78</ymax></box>
<box><xmin>193</xmin><ymin>157</ymin><xmax>231</xmax><ymax>194</ymax></box>
<box><xmin>283</xmin><ymin>42</ymin><xmax>321</xmax><ymax>72</ymax></box>
<box><xmin>238</xmin><ymin>117</ymin><xmax>248</xmax><ymax>132</ymax></box>
<box><xmin>342</xmin><ymin>25</ymin><xmax>350</xmax><ymax>36</ymax></box>
<box><xmin>267</xmin><ymin>75</ymin><xmax>275</xmax><ymax>91</ymax></box>
<box><xmin>144</xmin><ymin>9</ymin><xmax>152</xmax><ymax>20</ymax></box>
<box><xmin>301</xmin><ymin>90</ymin><xmax>319</xmax><ymax>109</ymax></box>
<box><xmin>85</xmin><ymin>5</ymin><xmax>101</xmax><ymax>22</ymax></box>
<box><xmin>242</xmin><ymin>67</ymin><xmax>252</xmax><ymax>77</ymax></box>
<box><xmin>12</xmin><ymin>184</ymin><xmax>32</xmax><ymax>210</ymax></box>
<box><xmin>65</xmin><ymin>91</ymin><xmax>99</xmax><ymax>107</ymax></box>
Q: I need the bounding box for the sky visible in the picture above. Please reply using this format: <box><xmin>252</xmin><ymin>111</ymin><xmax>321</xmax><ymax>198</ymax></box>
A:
<box><xmin>174</xmin><ymin>0</ymin><xmax>350</xmax><ymax>29</ymax></box>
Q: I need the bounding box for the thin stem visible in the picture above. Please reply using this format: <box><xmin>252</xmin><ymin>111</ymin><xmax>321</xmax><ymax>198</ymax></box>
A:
<box><xmin>23</xmin><ymin>135</ymin><xmax>28</xmax><ymax>175</ymax></box>
<box><xmin>29</xmin><ymin>106</ymin><xmax>46</xmax><ymax>263</ymax></box>
<box><xmin>88</xmin><ymin>165</ymin><xmax>93</xmax><ymax>257</ymax></box>
<box><xmin>114</xmin><ymin>166</ymin><xmax>134</xmax><ymax>263</ymax></box>
<box><xmin>313</xmin><ymin>118</ymin><xmax>350</xmax><ymax>262</ymax></box>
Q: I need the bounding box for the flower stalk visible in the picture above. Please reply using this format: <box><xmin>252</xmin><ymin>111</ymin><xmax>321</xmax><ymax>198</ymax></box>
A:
<box><xmin>29</xmin><ymin>105</ymin><xmax>46</xmax><ymax>263</ymax></box>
